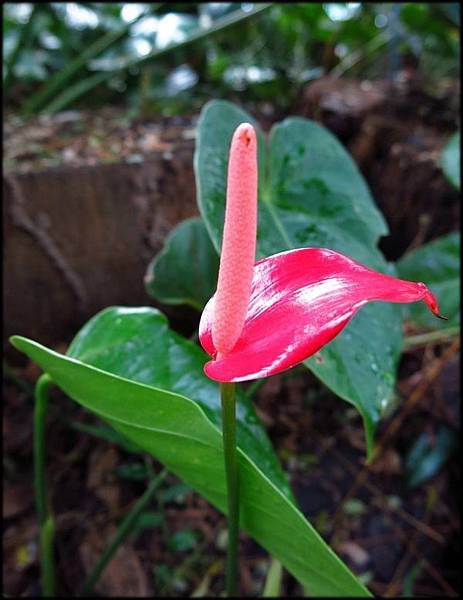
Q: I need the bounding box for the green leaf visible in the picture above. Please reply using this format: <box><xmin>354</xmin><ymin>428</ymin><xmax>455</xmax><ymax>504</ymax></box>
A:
<box><xmin>115</xmin><ymin>462</ymin><xmax>150</xmax><ymax>481</ymax></box>
<box><xmin>440</xmin><ymin>131</ymin><xmax>460</xmax><ymax>189</ymax></box>
<box><xmin>144</xmin><ymin>217</ymin><xmax>219</xmax><ymax>311</ymax></box>
<box><xmin>265</xmin><ymin>117</ymin><xmax>388</xmax><ymax>260</ymax></box>
<box><xmin>66</xmin><ymin>306</ymin><xmax>291</xmax><ymax>500</ymax></box>
<box><xmin>168</xmin><ymin>530</ymin><xmax>198</xmax><ymax>552</ymax></box>
<box><xmin>397</xmin><ymin>232</ymin><xmax>460</xmax><ymax>329</ymax></box>
<box><xmin>10</xmin><ymin>314</ymin><xmax>370</xmax><ymax>596</ymax></box>
<box><xmin>160</xmin><ymin>483</ymin><xmax>192</xmax><ymax>504</ymax></box>
<box><xmin>405</xmin><ymin>426</ymin><xmax>458</xmax><ymax>488</ymax></box>
<box><xmin>133</xmin><ymin>511</ymin><xmax>164</xmax><ymax>537</ymax></box>
<box><xmin>195</xmin><ymin>99</ymin><xmax>403</xmax><ymax>457</ymax></box>
<box><xmin>69</xmin><ymin>420</ymin><xmax>142</xmax><ymax>453</ymax></box>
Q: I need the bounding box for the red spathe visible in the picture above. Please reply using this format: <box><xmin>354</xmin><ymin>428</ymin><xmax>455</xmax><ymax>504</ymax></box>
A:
<box><xmin>199</xmin><ymin>248</ymin><xmax>442</xmax><ymax>382</ymax></box>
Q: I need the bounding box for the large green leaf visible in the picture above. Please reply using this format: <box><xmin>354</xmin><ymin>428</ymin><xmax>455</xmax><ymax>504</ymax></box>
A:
<box><xmin>440</xmin><ymin>131</ymin><xmax>460</xmax><ymax>190</ymax></box>
<box><xmin>397</xmin><ymin>232</ymin><xmax>460</xmax><ymax>329</ymax></box>
<box><xmin>66</xmin><ymin>306</ymin><xmax>291</xmax><ymax>499</ymax></box>
<box><xmin>144</xmin><ymin>217</ymin><xmax>219</xmax><ymax>311</ymax></box>
<box><xmin>195</xmin><ymin>99</ymin><xmax>402</xmax><ymax>457</ymax></box>
<box><xmin>10</xmin><ymin>316</ymin><xmax>370</xmax><ymax>596</ymax></box>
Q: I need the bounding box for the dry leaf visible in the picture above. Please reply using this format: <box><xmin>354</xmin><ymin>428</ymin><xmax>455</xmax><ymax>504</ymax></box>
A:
<box><xmin>3</xmin><ymin>483</ymin><xmax>33</xmax><ymax>519</ymax></box>
<box><xmin>79</xmin><ymin>526</ymin><xmax>150</xmax><ymax>596</ymax></box>
<box><xmin>86</xmin><ymin>446</ymin><xmax>119</xmax><ymax>511</ymax></box>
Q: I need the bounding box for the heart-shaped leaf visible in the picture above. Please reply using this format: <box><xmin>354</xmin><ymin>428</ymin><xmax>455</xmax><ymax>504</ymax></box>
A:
<box><xmin>195</xmin><ymin>100</ymin><xmax>403</xmax><ymax>456</ymax></box>
<box><xmin>397</xmin><ymin>232</ymin><xmax>460</xmax><ymax>329</ymax></box>
<box><xmin>10</xmin><ymin>309</ymin><xmax>370</xmax><ymax>596</ymax></box>
<box><xmin>144</xmin><ymin>218</ymin><xmax>219</xmax><ymax>311</ymax></box>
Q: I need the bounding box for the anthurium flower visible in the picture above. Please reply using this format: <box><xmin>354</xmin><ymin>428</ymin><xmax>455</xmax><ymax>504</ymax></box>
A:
<box><xmin>200</xmin><ymin>122</ymin><xmax>444</xmax><ymax>383</ymax></box>
<box><xmin>199</xmin><ymin>247</ymin><xmax>444</xmax><ymax>382</ymax></box>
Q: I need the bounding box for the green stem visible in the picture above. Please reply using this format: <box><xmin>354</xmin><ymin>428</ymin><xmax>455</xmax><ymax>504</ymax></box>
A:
<box><xmin>262</xmin><ymin>557</ymin><xmax>283</xmax><ymax>597</ymax></box>
<box><xmin>403</xmin><ymin>326</ymin><xmax>460</xmax><ymax>349</ymax></box>
<box><xmin>34</xmin><ymin>373</ymin><xmax>55</xmax><ymax>597</ymax></box>
<box><xmin>220</xmin><ymin>382</ymin><xmax>239</xmax><ymax>597</ymax></box>
<box><xmin>81</xmin><ymin>469</ymin><xmax>167</xmax><ymax>596</ymax></box>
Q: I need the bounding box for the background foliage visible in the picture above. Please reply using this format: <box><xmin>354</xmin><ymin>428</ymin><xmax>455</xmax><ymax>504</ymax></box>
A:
<box><xmin>3</xmin><ymin>2</ymin><xmax>460</xmax><ymax>116</ymax></box>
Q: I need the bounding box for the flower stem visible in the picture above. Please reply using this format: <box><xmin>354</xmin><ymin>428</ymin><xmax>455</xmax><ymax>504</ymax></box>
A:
<box><xmin>34</xmin><ymin>373</ymin><xmax>55</xmax><ymax>597</ymax></box>
<box><xmin>81</xmin><ymin>469</ymin><xmax>167</xmax><ymax>596</ymax></box>
<box><xmin>220</xmin><ymin>382</ymin><xmax>239</xmax><ymax>596</ymax></box>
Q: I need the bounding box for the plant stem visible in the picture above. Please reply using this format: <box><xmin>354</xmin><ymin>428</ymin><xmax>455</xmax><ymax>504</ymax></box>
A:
<box><xmin>34</xmin><ymin>373</ymin><xmax>55</xmax><ymax>597</ymax></box>
<box><xmin>220</xmin><ymin>382</ymin><xmax>239</xmax><ymax>597</ymax></box>
<box><xmin>262</xmin><ymin>557</ymin><xmax>283</xmax><ymax>597</ymax></box>
<box><xmin>403</xmin><ymin>326</ymin><xmax>460</xmax><ymax>349</ymax></box>
<box><xmin>81</xmin><ymin>469</ymin><xmax>167</xmax><ymax>596</ymax></box>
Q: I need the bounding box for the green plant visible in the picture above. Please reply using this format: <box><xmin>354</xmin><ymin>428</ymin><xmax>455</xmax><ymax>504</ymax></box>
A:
<box><xmin>10</xmin><ymin>100</ymin><xmax>459</xmax><ymax>596</ymax></box>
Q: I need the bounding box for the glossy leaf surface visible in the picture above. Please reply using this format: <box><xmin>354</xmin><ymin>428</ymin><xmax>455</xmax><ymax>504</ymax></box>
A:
<box><xmin>144</xmin><ymin>218</ymin><xmax>219</xmax><ymax>311</ymax></box>
<box><xmin>397</xmin><ymin>233</ymin><xmax>460</xmax><ymax>329</ymax></box>
<box><xmin>440</xmin><ymin>131</ymin><xmax>460</xmax><ymax>189</ymax></box>
<box><xmin>66</xmin><ymin>306</ymin><xmax>291</xmax><ymax>498</ymax></box>
<box><xmin>10</xmin><ymin>317</ymin><xmax>370</xmax><ymax>596</ymax></box>
<box><xmin>195</xmin><ymin>100</ymin><xmax>403</xmax><ymax>454</ymax></box>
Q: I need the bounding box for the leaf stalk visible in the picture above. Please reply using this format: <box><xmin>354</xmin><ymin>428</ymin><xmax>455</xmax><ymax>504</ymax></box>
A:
<box><xmin>34</xmin><ymin>373</ymin><xmax>55</xmax><ymax>597</ymax></box>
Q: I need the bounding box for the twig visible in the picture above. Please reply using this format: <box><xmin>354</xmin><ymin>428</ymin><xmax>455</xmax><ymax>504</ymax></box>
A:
<box><xmin>329</xmin><ymin>338</ymin><xmax>460</xmax><ymax>534</ymax></box>
<box><xmin>403</xmin><ymin>326</ymin><xmax>460</xmax><ymax>350</ymax></box>
<box><xmin>34</xmin><ymin>374</ymin><xmax>55</xmax><ymax>597</ymax></box>
<box><xmin>329</xmin><ymin>445</ymin><xmax>445</xmax><ymax>545</ymax></box>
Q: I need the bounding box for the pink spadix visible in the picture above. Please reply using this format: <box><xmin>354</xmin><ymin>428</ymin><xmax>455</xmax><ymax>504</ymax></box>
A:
<box><xmin>212</xmin><ymin>123</ymin><xmax>257</xmax><ymax>358</ymax></box>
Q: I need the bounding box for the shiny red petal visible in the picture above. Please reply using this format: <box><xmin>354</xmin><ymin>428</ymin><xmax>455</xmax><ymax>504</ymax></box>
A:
<box><xmin>199</xmin><ymin>248</ymin><xmax>442</xmax><ymax>382</ymax></box>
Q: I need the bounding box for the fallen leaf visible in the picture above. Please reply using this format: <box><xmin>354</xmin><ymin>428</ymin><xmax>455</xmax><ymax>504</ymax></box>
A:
<box><xmin>79</xmin><ymin>526</ymin><xmax>150</xmax><ymax>596</ymax></box>
<box><xmin>3</xmin><ymin>483</ymin><xmax>33</xmax><ymax>519</ymax></box>
<box><xmin>86</xmin><ymin>446</ymin><xmax>119</xmax><ymax>511</ymax></box>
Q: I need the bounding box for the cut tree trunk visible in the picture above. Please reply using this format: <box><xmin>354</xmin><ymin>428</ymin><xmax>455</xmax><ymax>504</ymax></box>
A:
<box><xmin>4</xmin><ymin>141</ymin><xmax>198</xmax><ymax>355</ymax></box>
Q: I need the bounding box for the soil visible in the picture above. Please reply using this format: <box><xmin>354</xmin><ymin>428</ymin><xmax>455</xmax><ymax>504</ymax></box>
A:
<box><xmin>3</xmin><ymin>77</ymin><xmax>460</xmax><ymax>597</ymax></box>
